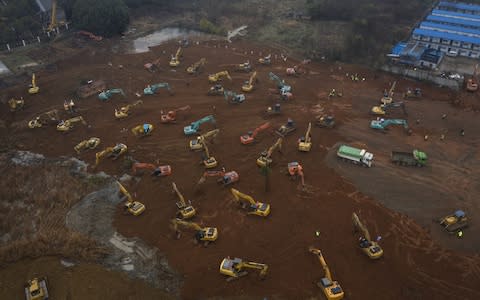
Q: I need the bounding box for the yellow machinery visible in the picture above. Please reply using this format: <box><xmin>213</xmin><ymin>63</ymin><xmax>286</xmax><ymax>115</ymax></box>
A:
<box><xmin>74</xmin><ymin>137</ymin><xmax>101</xmax><ymax>154</ymax></box>
<box><xmin>381</xmin><ymin>81</ymin><xmax>396</xmax><ymax>105</ymax></box>
<box><xmin>208</xmin><ymin>71</ymin><xmax>232</xmax><ymax>83</ymax></box>
<box><xmin>172</xmin><ymin>182</ymin><xmax>196</xmax><ymax>219</ymax></box>
<box><xmin>256</xmin><ymin>137</ymin><xmax>283</xmax><ymax>167</ymax></box>
<box><xmin>230</xmin><ymin>188</ymin><xmax>270</xmax><ymax>217</ymax></box>
<box><xmin>169</xmin><ymin>47</ymin><xmax>182</xmax><ymax>67</ymax></box>
<box><xmin>117</xmin><ymin>181</ymin><xmax>146</xmax><ymax>216</ymax></box>
<box><xmin>24</xmin><ymin>277</ymin><xmax>49</xmax><ymax>300</ymax></box>
<box><xmin>352</xmin><ymin>212</ymin><xmax>384</xmax><ymax>259</ymax></box>
<box><xmin>309</xmin><ymin>247</ymin><xmax>344</xmax><ymax>300</ymax></box>
<box><xmin>56</xmin><ymin>116</ymin><xmax>87</xmax><ymax>132</ymax></box>
<box><xmin>189</xmin><ymin>129</ymin><xmax>220</xmax><ymax>150</ymax></box>
<box><xmin>28</xmin><ymin>109</ymin><xmax>59</xmax><ymax>128</ymax></box>
<box><xmin>439</xmin><ymin>210</ymin><xmax>468</xmax><ymax>233</ymax></box>
<box><xmin>8</xmin><ymin>97</ymin><xmax>24</xmax><ymax>111</ymax></box>
<box><xmin>28</xmin><ymin>73</ymin><xmax>39</xmax><ymax>94</ymax></box>
<box><xmin>115</xmin><ymin>100</ymin><xmax>143</xmax><ymax>119</ymax></box>
<box><xmin>47</xmin><ymin>0</ymin><xmax>58</xmax><ymax>32</ymax></box>
<box><xmin>200</xmin><ymin>138</ymin><xmax>218</xmax><ymax>168</ymax></box>
<box><xmin>131</xmin><ymin>123</ymin><xmax>154</xmax><ymax>137</ymax></box>
<box><xmin>187</xmin><ymin>57</ymin><xmax>206</xmax><ymax>74</ymax></box>
<box><xmin>171</xmin><ymin>218</ymin><xmax>218</xmax><ymax>244</ymax></box>
<box><xmin>220</xmin><ymin>257</ymin><xmax>268</xmax><ymax>281</ymax></box>
<box><xmin>241</xmin><ymin>71</ymin><xmax>257</xmax><ymax>92</ymax></box>
<box><xmin>298</xmin><ymin>122</ymin><xmax>312</xmax><ymax>152</ymax></box>
<box><xmin>95</xmin><ymin>143</ymin><xmax>127</xmax><ymax>167</ymax></box>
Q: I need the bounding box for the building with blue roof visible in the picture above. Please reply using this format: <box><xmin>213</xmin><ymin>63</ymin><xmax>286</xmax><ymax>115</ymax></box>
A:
<box><xmin>390</xmin><ymin>1</ymin><xmax>480</xmax><ymax>64</ymax></box>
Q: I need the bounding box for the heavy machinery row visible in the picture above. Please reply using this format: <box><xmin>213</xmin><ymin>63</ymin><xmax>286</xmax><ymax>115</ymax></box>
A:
<box><xmin>16</xmin><ymin>45</ymin><xmax>468</xmax><ymax>300</ymax></box>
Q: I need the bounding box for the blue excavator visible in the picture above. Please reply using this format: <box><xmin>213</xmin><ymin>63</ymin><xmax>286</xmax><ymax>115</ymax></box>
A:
<box><xmin>143</xmin><ymin>83</ymin><xmax>173</xmax><ymax>95</ymax></box>
<box><xmin>98</xmin><ymin>88</ymin><xmax>125</xmax><ymax>101</ymax></box>
<box><xmin>224</xmin><ymin>90</ymin><xmax>245</xmax><ymax>104</ymax></box>
<box><xmin>184</xmin><ymin>115</ymin><xmax>216</xmax><ymax>136</ymax></box>
<box><xmin>370</xmin><ymin>118</ymin><xmax>412</xmax><ymax>134</ymax></box>
<box><xmin>268</xmin><ymin>72</ymin><xmax>293</xmax><ymax>100</ymax></box>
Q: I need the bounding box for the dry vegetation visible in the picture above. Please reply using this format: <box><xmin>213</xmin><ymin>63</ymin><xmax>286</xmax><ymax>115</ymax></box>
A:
<box><xmin>0</xmin><ymin>157</ymin><xmax>108</xmax><ymax>265</ymax></box>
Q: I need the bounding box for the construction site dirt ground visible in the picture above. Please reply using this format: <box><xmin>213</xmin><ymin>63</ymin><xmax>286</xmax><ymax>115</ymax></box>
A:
<box><xmin>1</xmin><ymin>37</ymin><xmax>480</xmax><ymax>299</ymax></box>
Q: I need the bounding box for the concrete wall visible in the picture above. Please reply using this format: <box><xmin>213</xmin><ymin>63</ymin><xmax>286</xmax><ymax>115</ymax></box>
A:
<box><xmin>381</xmin><ymin>64</ymin><xmax>461</xmax><ymax>90</ymax></box>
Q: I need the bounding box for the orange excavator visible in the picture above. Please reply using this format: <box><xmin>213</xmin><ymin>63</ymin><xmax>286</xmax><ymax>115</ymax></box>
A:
<box><xmin>160</xmin><ymin>105</ymin><xmax>191</xmax><ymax>123</ymax></box>
<box><xmin>287</xmin><ymin>162</ymin><xmax>305</xmax><ymax>187</ymax></box>
<box><xmin>466</xmin><ymin>64</ymin><xmax>478</xmax><ymax>92</ymax></box>
<box><xmin>131</xmin><ymin>162</ymin><xmax>172</xmax><ymax>177</ymax></box>
<box><xmin>197</xmin><ymin>168</ymin><xmax>239</xmax><ymax>186</ymax></box>
<box><xmin>240</xmin><ymin>122</ymin><xmax>270</xmax><ymax>145</ymax></box>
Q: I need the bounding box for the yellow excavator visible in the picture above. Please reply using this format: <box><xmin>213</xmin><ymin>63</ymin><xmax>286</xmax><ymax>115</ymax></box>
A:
<box><xmin>256</xmin><ymin>137</ymin><xmax>283</xmax><ymax>167</ymax></box>
<box><xmin>25</xmin><ymin>277</ymin><xmax>49</xmax><ymax>300</ymax></box>
<box><xmin>56</xmin><ymin>116</ymin><xmax>87</xmax><ymax>132</ymax></box>
<box><xmin>115</xmin><ymin>100</ymin><xmax>143</xmax><ymax>119</ymax></box>
<box><xmin>117</xmin><ymin>181</ymin><xmax>145</xmax><ymax>216</ymax></box>
<box><xmin>352</xmin><ymin>212</ymin><xmax>383</xmax><ymax>259</ymax></box>
<box><xmin>95</xmin><ymin>143</ymin><xmax>127</xmax><ymax>167</ymax></box>
<box><xmin>8</xmin><ymin>97</ymin><xmax>24</xmax><ymax>112</ymax></box>
<box><xmin>309</xmin><ymin>247</ymin><xmax>344</xmax><ymax>300</ymax></box>
<box><xmin>189</xmin><ymin>129</ymin><xmax>220</xmax><ymax>150</ymax></box>
<box><xmin>170</xmin><ymin>218</ymin><xmax>218</xmax><ymax>244</ymax></box>
<box><xmin>220</xmin><ymin>257</ymin><xmax>268</xmax><ymax>281</ymax></box>
<box><xmin>28</xmin><ymin>109</ymin><xmax>59</xmax><ymax>128</ymax></box>
<box><xmin>200</xmin><ymin>137</ymin><xmax>218</xmax><ymax>168</ymax></box>
<box><xmin>172</xmin><ymin>182</ymin><xmax>196</xmax><ymax>219</ymax></box>
<box><xmin>47</xmin><ymin>0</ymin><xmax>58</xmax><ymax>33</ymax></box>
<box><xmin>169</xmin><ymin>47</ymin><xmax>182</xmax><ymax>67</ymax></box>
<box><xmin>131</xmin><ymin>123</ymin><xmax>154</xmax><ymax>137</ymax></box>
<box><xmin>298</xmin><ymin>122</ymin><xmax>312</xmax><ymax>152</ymax></box>
<box><xmin>74</xmin><ymin>137</ymin><xmax>101</xmax><ymax>154</ymax></box>
<box><xmin>230</xmin><ymin>188</ymin><xmax>270</xmax><ymax>217</ymax></box>
<box><xmin>381</xmin><ymin>81</ymin><xmax>396</xmax><ymax>105</ymax></box>
<box><xmin>208</xmin><ymin>71</ymin><xmax>232</xmax><ymax>83</ymax></box>
<box><xmin>187</xmin><ymin>57</ymin><xmax>206</xmax><ymax>74</ymax></box>
<box><xmin>28</xmin><ymin>73</ymin><xmax>39</xmax><ymax>94</ymax></box>
<box><xmin>241</xmin><ymin>71</ymin><xmax>257</xmax><ymax>92</ymax></box>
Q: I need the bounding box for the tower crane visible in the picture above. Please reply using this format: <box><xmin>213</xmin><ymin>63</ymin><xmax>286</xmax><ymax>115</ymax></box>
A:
<box><xmin>242</xmin><ymin>71</ymin><xmax>257</xmax><ymax>92</ymax></box>
<box><xmin>230</xmin><ymin>188</ymin><xmax>270</xmax><ymax>217</ymax></box>
<box><xmin>309</xmin><ymin>247</ymin><xmax>344</xmax><ymax>300</ymax></box>
<box><xmin>380</xmin><ymin>81</ymin><xmax>396</xmax><ymax>105</ymax></box>
<box><xmin>117</xmin><ymin>182</ymin><xmax>146</xmax><ymax>216</ymax></box>
<box><xmin>240</xmin><ymin>122</ymin><xmax>270</xmax><ymax>144</ymax></box>
<box><xmin>352</xmin><ymin>212</ymin><xmax>384</xmax><ymax>259</ymax></box>
<box><xmin>172</xmin><ymin>182</ymin><xmax>196</xmax><ymax>219</ymax></box>
<box><xmin>189</xmin><ymin>129</ymin><xmax>220</xmax><ymax>150</ymax></box>
<box><xmin>170</xmin><ymin>218</ymin><xmax>218</xmax><ymax>245</ymax></box>
<box><xmin>298</xmin><ymin>122</ymin><xmax>312</xmax><ymax>152</ymax></box>
<box><xmin>220</xmin><ymin>257</ymin><xmax>268</xmax><ymax>281</ymax></box>
<box><xmin>256</xmin><ymin>137</ymin><xmax>283</xmax><ymax>167</ymax></box>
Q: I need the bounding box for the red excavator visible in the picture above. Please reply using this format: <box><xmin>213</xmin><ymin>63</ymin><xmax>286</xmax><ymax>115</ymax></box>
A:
<box><xmin>132</xmin><ymin>162</ymin><xmax>172</xmax><ymax>177</ymax></box>
<box><xmin>197</xmin><ymin>168</ymin><xmax>239</xmax><ymax>186</ymax></box>
<box><xmin>288</xmin><ymin>162</ymin><xmax>304</xmax><ymax>186</ymax></box>
<box><xmin>466</xmin><ymin>64</ymin><xmax>478</xmax><ymax>92</ymax></box>
<box><xmin>240</xmin><ymin>122</ymin><xmax>271</xmax><ymax>145</ymax></box>
<box><xmin>160</xmin><ymin>105</ymin><xmax>191</xmax><ymax>123</ymax></box>
<box><xmin>76</xmin><ymin>30</ymin><xmax>103</xmax><ymax>41</ymax></box>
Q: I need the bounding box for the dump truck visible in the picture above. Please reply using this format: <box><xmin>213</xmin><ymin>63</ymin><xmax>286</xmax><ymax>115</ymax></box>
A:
<box><xmin>336</xmin><ymin>145</ymin><xmax>373</xmax><ymax>167</ymax></box>
<box><xmin>391</xmin><ymin>150</ymin><xmax>427</xmax><ymax>167</ymax></box>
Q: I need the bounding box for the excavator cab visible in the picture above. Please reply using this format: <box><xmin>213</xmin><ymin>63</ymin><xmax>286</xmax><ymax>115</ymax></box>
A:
<box><xmin>25</xmin><ymin>277</ymin><xmax>49</xmax><ymax>300</ymax></box>
<box><xmin>276</xmin><ymin>118</ymin><xmax>296</xmax><ymax>137</ymax></box>
<box><xmin>208</xmin><ymin>84</ymin><xmax>224</xmax><ymax>96</ymax></box>
<box><xmin>439</xmin><ymin>210</ymin><xmax>468</xmax><ymax>233</ymax></box>
<box><xmin>8</xmin><ymin>97</ymin><xmax>25</xmax><ymax>112</ymax></box>
<box><xmin>74</xmin><ymin>137</ymin><xmax>101</xmax><ymax>154</ymax></box>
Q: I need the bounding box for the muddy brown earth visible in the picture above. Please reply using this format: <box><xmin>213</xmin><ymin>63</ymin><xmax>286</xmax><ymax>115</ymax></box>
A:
<box><xmin>1</xmin><ymin>38</ymin><xmax>480</xmax><ymax>299</ymax></box>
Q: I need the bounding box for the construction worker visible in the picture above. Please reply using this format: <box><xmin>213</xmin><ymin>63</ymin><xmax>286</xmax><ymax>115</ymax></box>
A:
<box><xmin>460</xmin><ymin>129</ymin><xmax>465</xmax><ymax>136</ymax></box>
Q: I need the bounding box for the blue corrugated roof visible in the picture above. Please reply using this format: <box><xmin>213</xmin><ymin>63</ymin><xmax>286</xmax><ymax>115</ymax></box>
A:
<box><xmin>432</xmin><ymin>9</ymin><xmax>480</xmax><ymax>21</ymax></box>
<box><xmin>413</xmin><ymin>28</ymin><xmax>480</xmax><ymax>44</ymax></box>
<box><xmin>391</xmin><ymin>42</ymin><xmax>407</xmax><ymax>55</ymax></box>
<box><xmin>426</xmin><ymin>15</ymin><xmax>480</xmax><ymax>28</ymax></box>
<box><xmin>420</xmin><ymin>21</ymin><xmax>480</xmax><ymax>36</ymax></box>
<box><xmin>438</xmin><ymin>1</ymin><xmax>480</xmax><ymax>12</ymax></box>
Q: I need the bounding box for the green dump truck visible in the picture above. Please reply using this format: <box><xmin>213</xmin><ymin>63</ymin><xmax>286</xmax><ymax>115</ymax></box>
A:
<box><xmin>391</xmin><ymin>150</ymin><xmax>427</xmax><ymax>167</ymax></box>
<box><xmin>337</xmin><ymin>145</ymin><xmax>374</xmax><ymax>167</ymax></box>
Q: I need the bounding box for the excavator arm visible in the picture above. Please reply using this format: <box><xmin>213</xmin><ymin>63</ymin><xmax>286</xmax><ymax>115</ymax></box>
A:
<box><xmin>132</xmin><ymin>162</ymin><xmax>156</xmax><ymax>174</ymax></box>
<box><xmin>172</xmin><ymin>182</ymin><xmax>186</xmax><ymax>208</ymax></box>
<box><xmin>389</xmin><ymin>81</ymin><xmax>396</xmax><ymax>98</ymax></box>
<box><xmin>267</xmin><ymin>138</ymin><xmax>283</xmax><ymax>158</ymax></box>
<box><xmin>352</xmin><ymin>213</ymin><xmax>372</xmax><ymax>242</ymax></box>
<box><xmin>117</xmin><ymin>181</ymin><xmax>133</xmax><ymax>202</ymax></box>
<box><xmin>230</xmin><ymin>188</ymin><xmax>256</xmax><ymax>206</ymax></box>
<box><xmin>238</xmin><ymin>261</ymin><xmax>268</xmax><ymax>278</ymax></box>
<box><xmin>304</xmin><ymin>122</ymin><xmax>312</xmax><ymax>143</ymax></box>
<box><xmin>95</xmin><ymin>147</ymin><xmax>113</xmax><ymax>166</ymax></box>
<box><xmin>309</xmin><ymin>247</ymin><xmax>332</xmax><ymax>281</ymax></box>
